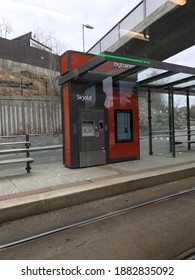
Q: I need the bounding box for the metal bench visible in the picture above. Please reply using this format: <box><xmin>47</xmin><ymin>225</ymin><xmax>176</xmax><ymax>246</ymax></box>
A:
<box><xmin>0</xmin><ymin>135</ymin><xmax>34</xmax><ymax>173</ymax></box>
<box><xmin>175</xmin><ymin>140</ymin><xmax>195</xmax><ymax>145</ymax></box>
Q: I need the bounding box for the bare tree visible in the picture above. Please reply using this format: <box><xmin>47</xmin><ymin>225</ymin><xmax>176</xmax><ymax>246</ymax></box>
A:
<box><xmin>0</xmin><ymin>17</ymin><xmax>14</xmax><ymax>38</ymax></box>
<box><xmin>0</xmin><ymin>22</ymin><xmax>3</xmax><ymax>37</ymax></box>
<box><xmin>32</xmin><ymin>26</ymin><xmax>66</xmax><ymax>55</ymax></box>
<box><xmin>32</xmin><ymin>26</ymin><xmax>66</xmax><ymax>96</ymax></box>
<box><xmin>174</xmin><ymin>94</ymin><xmax>186</xmax><ymax>108</ymax></box>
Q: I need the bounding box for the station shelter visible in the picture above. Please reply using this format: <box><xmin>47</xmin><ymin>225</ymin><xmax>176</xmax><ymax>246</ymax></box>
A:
<box><xmin>59</xmin><ymin>51</ymin><xmax>195</xmax><ymax>168</ymax></box>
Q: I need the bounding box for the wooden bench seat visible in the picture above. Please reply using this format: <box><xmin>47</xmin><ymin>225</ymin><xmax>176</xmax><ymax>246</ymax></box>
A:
<box><xmin>0</xmin><ymin>148</ymin><xmax>30</xmax><ymax>154</ymax></box>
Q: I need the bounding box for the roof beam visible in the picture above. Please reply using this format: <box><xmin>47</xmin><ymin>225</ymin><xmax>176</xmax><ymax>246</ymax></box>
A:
<box><xmin>59</xmin><ymin>55</ymin><xmax>106</xmax><ymax>85</ymax></box>
<box><xmin>113</xmin><ymin>66</ymin><xmax>145</xmax><ymax>81</ymax></box>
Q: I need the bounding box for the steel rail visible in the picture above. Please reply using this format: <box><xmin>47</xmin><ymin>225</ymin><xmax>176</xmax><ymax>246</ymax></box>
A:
<box><xmin>171</xmin><ymin>247</ymin><xmax>195</xmax><ymax>260</ymax></box>
<box><xmin>0</xmin><ymin>187</ymin><xmax>194</xmax><ymax>250</ymax></box>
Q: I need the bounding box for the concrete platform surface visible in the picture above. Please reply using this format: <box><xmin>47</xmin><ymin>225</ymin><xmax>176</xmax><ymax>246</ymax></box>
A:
<box><xmin>0</xmin><ymin>150</ymin><xmax>195</xmax><ymax>223</ymax></box>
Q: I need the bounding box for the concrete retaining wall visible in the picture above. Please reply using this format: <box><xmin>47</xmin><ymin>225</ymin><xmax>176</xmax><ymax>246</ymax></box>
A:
<box><xmin>0</xmin><ymin>57</ymin><xmax>60</xmax><ymax>77</ymax></box>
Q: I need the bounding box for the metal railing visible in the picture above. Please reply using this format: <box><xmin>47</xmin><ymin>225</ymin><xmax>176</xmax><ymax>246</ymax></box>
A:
<box><xmin>0</xmin><ymin>134</ymin><xmax>62</xmax><ymax>152</ymax></box>
<box><xmin>149</xmin><ymin>129</ymin><xmax>195</xmax><ymax>157</ymax></box>
<box><xmin>88</xmin><ymin>0</ymin><xmax>171</xmax><ymax>54</ymax></box>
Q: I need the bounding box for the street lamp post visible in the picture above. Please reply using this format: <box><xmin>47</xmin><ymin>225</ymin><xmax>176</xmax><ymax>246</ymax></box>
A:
<box><xmin>82</xmin><ymin>24</ymin><xmax>94</xmax><ymax>52</ymax></box>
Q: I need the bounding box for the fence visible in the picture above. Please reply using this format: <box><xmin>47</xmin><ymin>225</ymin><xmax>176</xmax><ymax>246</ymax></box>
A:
<box><xmin>0</xmin><ymin>96</ymin><xmax>62</xmax><ymax>136</ymax></box>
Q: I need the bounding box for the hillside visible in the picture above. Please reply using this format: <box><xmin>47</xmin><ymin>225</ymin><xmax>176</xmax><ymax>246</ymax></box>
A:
<box><xmin>0</xmin><ymin>69</ymin><xmax>60</xmax><ymax>96</ymax></box>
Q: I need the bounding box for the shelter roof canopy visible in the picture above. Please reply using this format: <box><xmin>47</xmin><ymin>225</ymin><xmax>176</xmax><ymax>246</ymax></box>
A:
<box><xmin>59</xmin><ymin>51</ymin><xmax>195</xmax><ymax>94</ymax></box>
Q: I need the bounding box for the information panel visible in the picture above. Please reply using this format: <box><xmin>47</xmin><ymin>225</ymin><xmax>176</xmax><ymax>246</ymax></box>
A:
<box><xmin>115</xmin><ymin>110</ymin><xmax>133</xmax><ymax>142</ymax></box>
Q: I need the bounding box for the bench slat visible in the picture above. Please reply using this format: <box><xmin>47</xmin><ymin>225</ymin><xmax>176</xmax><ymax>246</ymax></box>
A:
<box><xmin>0</xmin><ymin>139</ymin><xmax>33</xmax><ymax>173</ymax></box>
<box><xmin>0</xmin><ymin>148</ymin><xmax>30</xmax><ymax>154</ymax></box>
<box><xmin>175</xmin><ymin>140</ymin><xmax>195</xmax><ymax>145</ymax></box>
<box><xmin>0</xmin><ymin>141</ymin><xmax>30</xmax><ymax>146</ymax></box>
<box><xmin>0</xmin><ymin>157</ymin><xmax>34</xmax><ymax>165</ymax></box>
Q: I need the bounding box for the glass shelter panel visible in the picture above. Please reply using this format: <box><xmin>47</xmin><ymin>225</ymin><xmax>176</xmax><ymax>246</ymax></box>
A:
<box><xmin>146</xmin><ymin>0</ymin><xmax>168</xmax><ymax>16</ymax></box>
<box><xmin>150</xmin><ymin>73</ymin><xmax>194</xmax><ymax>86</ymax></box>
<box><xmin>151</xmin><ymin>92</ymin><xmax>170</xmax><ymax>155</ymax></box>
<box><xmin>173</xmin><ymin>94</ymin><xmax>190</xmax><ymax>152</ymax></box>
<box><xmin>138</xmin><ymin>68</ymin><xmax>168</xmax><ymax>82</ymax></box>
<box><xmin>174</xmin><ymin>80</ymin><xmax>195</xmax><ymax>89</ymax></box>
<box><xmin>89</xmin><ymin>42</ymin><xmax>101</xmax><ymax>54</ymax></box>
<box><xmin>101</xmin><ymin>26</ymin><xmax>119</xmax><ymax>52</ymax></box>
<box><xmin>190</xmin><ymin>96</ymin><xmax>195</xmax><ymax>139</ymax></box>
<box><xmin>119</xmin><ymin>3</ymin><xmax>144</xmax><ymax>37</ymax></box>
<box><xmin>139</xmin><ymin>91</ymin><xmax>149</xmax><ymax>154</ymax></box>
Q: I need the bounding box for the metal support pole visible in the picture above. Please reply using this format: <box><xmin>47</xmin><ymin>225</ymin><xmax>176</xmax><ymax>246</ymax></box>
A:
<box><xmin>118</xmin><ymin>23</ymin><xmax>121</xmax><ymax>40</ymax></box>
<box><xmin>25</xmin><ymin>134</ymin><xmax>31</xmax><ymax>173</ymax></box>
<box><xmin>82</xmin><ymin>24</ymin><xmax>85</xmax><ymax>52</ymax></box>
<box><xmin>186</xmin><ymin>90</ymin><xmax>191</xmax><ymax>150</ymax></box>
<box><xmin>147</xmin><ymin>88</ymin><xmax>153</xmax><ymax>155</ymax></box>
<box><xmin>170</xmin><ymin>88</ymin><xmax>176</xmax><ymax>157</ymax></box>
<box><xmin>82</xmin><ymin>24</ymin><xmax>94</xmax><ymax>52</ymax></box>
<box><xmin>168</xmin><ymin>91</ymin><xmax>172</xmax><ymax>153</ymax></box>
<box><xmin>21</xmin><ymin>78</ymin><xmax>23</xmax><ymax>95</ymax></box>
<box><xmin>143</xmin><ymin>0</ymin><xmax>150</xmax><ymax>39</ymax></box>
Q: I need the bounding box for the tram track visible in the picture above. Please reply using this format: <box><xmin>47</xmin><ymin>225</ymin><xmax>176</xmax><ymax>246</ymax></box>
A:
<box><xmin>171</xmin><ymin>247</ymin><xmax>195</xmax><ymax>260</ymax></box>
<box><xmin>0</xmin><ymin>186</ymin><xmax>194</xmax><ymax>252</ymax></box>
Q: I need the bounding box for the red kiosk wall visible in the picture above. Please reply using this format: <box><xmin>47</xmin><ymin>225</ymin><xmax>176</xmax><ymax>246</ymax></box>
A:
<box><xmin>70</xmin><ymin>52</ymin><xmax>93</xmax><ymax>69</ymax></box>
<box><xmin>62</xmin><ymin>85</ymin><xmax>71</xmax><ymax>166</ymax></box>
<box><xmin>61</xmin><ymin>51</ymin><xmax>93</xmax><ymax>74</ymax></box>
<box><xmin>61</xmin><ymin>52</ymin><xmax>69</xmax><ymax>74</ymax></box>
<box><xmin>61</xmin><ymin>51</ymin><xmax>93</xmax><ymax>167</ymax></box>
<box><xmin>107</xmin><ymin>89</ymin><xmax>139</xmax><ymax>161</ymax></box>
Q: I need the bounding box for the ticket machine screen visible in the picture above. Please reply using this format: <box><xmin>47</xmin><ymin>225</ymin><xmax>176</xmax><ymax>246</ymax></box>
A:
<box><xmin>82</xmin><ymin>121</ymin><xmax>95</xmax><ymax>137</ymax></box>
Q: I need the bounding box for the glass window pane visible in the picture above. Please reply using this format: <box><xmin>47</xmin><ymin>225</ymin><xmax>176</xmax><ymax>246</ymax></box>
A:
<box><xmin>150</xmin><ymin>73</ymin><xmax>194</xmax><ymax>86</ymax></box>
<box><xmin>88</xmin><ymin>42</ymin><xmax>101</xmax><ymax>54</ymax></box>
<box><xmin>101</xmin><ymin>26</ymin><xmax>119</xmax><ymax>52</ymax></box>
<box><xmin>138</xmin><ymin>68</ymin><xmax>167</xmax><ymax>82</ymax></box>
<box><xmin>174</xmin><ymin>80</ymin><xmax>195</xmax><ymax>88</ymax></box>
<box><xmin>120</xmin><ymin>3</ymin><xmax>144</xmax><ymax>37</ymax></box>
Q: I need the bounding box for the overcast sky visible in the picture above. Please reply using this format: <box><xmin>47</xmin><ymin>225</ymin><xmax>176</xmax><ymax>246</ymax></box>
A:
<box><xmin>0</xmin><ymin>0</ymin><xmax>194</xmax><ymax>66</ymax></box>
<box><xmin>0</xmin><ymin>0</ymin><xmax>141</xmax><ymax>50</ymax></box>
